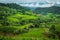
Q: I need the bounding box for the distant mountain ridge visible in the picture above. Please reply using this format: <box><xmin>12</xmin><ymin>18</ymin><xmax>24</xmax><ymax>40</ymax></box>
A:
<box><xmin>33</xmin><ymin>6</ymin><xmax>60</xmax><ymax>14</ymax></box>
<box><xmin>0</xmin><ymin>3</ymin><xmax>60</xmax><ymax>14</ymax></box>
<box><xmin>0</xmin><ymin>3</ymin><xmax>30</xmax><ymax>11</ymax></box>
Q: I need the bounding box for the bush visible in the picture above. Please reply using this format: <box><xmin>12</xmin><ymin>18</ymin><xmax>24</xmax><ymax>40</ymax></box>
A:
<box><xmin>0</xmin><ymin>35</ymin><xmax>14</xmax><ymax>40</ymax></box>
<box><xmin>0</xmin><ymin>27</ymin><xmax>22</xmax><ymax>34</ymax></box>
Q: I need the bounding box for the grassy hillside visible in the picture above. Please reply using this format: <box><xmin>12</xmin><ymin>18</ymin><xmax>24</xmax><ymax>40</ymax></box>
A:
<box><xmin>33</xmin><ymin>6</ymin><xmax>60</xmax><ymax>14</ymax></box>
<box><xmin>0</xmin><ymin>3</ymin><xmax>60</xmax><ymax>40</ymax></box>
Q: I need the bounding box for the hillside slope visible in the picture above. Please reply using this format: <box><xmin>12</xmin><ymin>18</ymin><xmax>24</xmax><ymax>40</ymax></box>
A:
<box><xmin>33</xmin><ymin>6</ymin><xmax>60</xmax><ymax>14</ymax></box>
<box><xmin>0</xmin><ymin>3</ymin><xmax>60</xmax><ymax>40</ymax></box>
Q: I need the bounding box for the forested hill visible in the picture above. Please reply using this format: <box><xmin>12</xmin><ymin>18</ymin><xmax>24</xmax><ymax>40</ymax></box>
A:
<box><xmin>1</xmin><ymin>3</ymin><xmax>60</xmax><ymax>14</ymax></box>
<box><xmin>0</xmin><ymin>3</ymin><xmax>30</xmax><ymax>12</ymax></box>
<box><xmin>33</xmin><ymin>6</ymin><xmax>60</xmax><ymax>14</ymax></box>
<box><xmin>0</xmin><ymin>3</ymin><xmax>60</xmax><ymax>40</ymax></box>
<box><xmin>0</xmin><ymin>2</ymin><xmax>40</xmax><ymax>28</ymax></box>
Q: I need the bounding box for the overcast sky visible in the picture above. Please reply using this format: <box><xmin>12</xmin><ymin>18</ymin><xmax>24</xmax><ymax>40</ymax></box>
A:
<box><xmin>0</xmin><ymin>0</ymin><xmax>60</xmax><ymax>3</ymax></box>
<box><xmin>0</xmin><ymin>0</ymin><xmax>60</xmax><ymax>7</ymax></box>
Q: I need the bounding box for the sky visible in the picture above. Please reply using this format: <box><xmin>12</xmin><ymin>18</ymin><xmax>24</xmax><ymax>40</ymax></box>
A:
<box><xmin>0</xmin><ymin>0</ymin><xmax>60</xmax><ymax>3</ymax></box>
<box><xmin>0</xmin><ymin>0</ymin><xmax>60</xmax><ymax>7</ymax></box>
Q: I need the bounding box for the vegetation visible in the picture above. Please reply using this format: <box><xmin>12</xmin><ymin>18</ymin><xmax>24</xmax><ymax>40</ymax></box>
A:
<box><xmin>33</xmin><ymin>6</ymin><xmax>60</xmax><ymax>14</ymax></box>
<box><xmin>0</xmin><ymin>3</ymin><xmax>60</xmax><ymax>40</ymax></box>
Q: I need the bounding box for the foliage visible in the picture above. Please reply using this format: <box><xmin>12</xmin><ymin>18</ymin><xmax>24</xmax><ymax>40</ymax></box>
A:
<box><xmin>0</xmin><ymin>3</ymin><xmax>60</xmax><ymax>40</ymax></box>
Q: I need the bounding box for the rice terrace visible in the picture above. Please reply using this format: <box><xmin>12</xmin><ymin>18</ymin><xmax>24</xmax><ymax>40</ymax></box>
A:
<box><xmin>0</xmin><ymin>0</ymin><xmax>60</xmax><ymax>40</ymax></box>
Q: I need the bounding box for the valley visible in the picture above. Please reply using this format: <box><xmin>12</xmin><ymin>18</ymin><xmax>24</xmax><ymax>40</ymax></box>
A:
<box><xmin>0</xmin><ymin>3</ymin><xmax>60</xmax><ymax>40</ymax></box>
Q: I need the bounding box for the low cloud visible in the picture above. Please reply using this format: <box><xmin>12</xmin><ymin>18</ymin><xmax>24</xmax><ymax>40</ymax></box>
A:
<box><xmin>0</xmin><ymin>0</ymin><xmax>60</xmax><ymax>7</ymax></box>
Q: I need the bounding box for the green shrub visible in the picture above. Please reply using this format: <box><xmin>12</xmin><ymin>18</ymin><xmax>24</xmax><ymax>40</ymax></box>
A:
<box><xmin>0</xmin><ymin>27</ymin><xmax>22</xmax><ymax>34</ymax></box>
<box><xmin>0</xmin><ymin>35</ymin><xmax>14</xmax><ymax>40</ymax></box>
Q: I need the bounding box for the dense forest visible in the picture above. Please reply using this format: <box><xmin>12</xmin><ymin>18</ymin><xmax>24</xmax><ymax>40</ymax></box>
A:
<box><xmin>0</xmin><ymin>3</ymin><xmax>60</xmax><ymax>40</ymax></box>
<box><xmin>33</xmin><ymin>6</ymin><xmax>60</xmax><ymax>14</ymax></box>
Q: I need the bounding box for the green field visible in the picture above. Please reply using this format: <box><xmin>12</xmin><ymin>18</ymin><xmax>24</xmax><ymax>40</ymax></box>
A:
<box><xmin>0</xmin><ymin>3</ymin><xmax>60</xmax><ymax>40</ymax></box>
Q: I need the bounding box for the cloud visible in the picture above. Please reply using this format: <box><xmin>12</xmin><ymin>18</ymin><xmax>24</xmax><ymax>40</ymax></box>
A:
<box><xmin>0</xmin><ymin>0</ymin><xmax>60</xmax><ymax>7</ymax></box>
<box><xmin>20</xmin><ymin>3</ymin><xmax>55</xmax><ymax>8</ymax></box>
<box><xmin>0</xmin><ymin>0</ymin><xmax>40</xmax><ymax>3</ymax></box>
<box><xmin>0</xmin><ymin>0</ymin><xmax>60</xmax><ymax>3</ymax></box>
<box><xmin>0</xmin><ymin>0</ymin><xmax>22</xmax><ymax>3</ymax></box>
